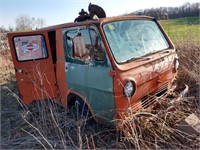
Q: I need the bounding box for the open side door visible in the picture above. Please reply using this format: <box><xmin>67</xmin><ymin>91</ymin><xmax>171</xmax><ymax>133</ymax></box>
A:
<box><xmin>8</xmin><ymin>31</ymin><xmax>57</xmax><ymax>104</ymax></box>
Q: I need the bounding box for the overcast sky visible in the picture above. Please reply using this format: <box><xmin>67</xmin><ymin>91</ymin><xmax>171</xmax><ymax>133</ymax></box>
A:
<box><xmin>0</xmin><ymin>0</ymin><xmax>199</xmax><ymax>28</ymax></box>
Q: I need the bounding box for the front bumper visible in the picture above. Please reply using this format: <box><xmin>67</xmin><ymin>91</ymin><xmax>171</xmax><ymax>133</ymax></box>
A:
<box><xmin>115</xmin><ymin>78</ymin><xmax>177</xmax><ymax>121</ymax></box>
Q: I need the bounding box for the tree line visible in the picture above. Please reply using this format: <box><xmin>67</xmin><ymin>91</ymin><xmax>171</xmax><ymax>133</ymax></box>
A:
<box><xmin>0</xmin><ymin>15</ymin><xmax>45</xmax><ymax>32</ymax></box>
<box><xmin>126</xmin><ymin>2</ymin><xmax>199</xmax><ymax>20</ymax></box>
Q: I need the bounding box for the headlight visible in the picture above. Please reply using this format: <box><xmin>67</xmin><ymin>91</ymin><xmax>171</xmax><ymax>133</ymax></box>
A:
<box><xmin>174</xmin><ymin>58</ymin><xmax>179</xmax><ymax>72</ymax></box>
<box><xmin>124</xmin><ymin>81</ymin><xmax>135</xmax><ymax>97</ymax></box>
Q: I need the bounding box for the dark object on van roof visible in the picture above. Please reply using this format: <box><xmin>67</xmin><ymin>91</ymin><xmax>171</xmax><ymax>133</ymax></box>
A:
<box><xmin>74</xmin><ymin>9</ymin><xmax>90</xmax><ymax>22</ymax></box>
<box><xmin>74</xmin><ymin>3</ymin><xmax>106</xmax><ymax>22</ymax></box>
<box><xmin>88</xmin><ymin>3</ymin><xmax>106</xmax><ymax>19</ymax></box>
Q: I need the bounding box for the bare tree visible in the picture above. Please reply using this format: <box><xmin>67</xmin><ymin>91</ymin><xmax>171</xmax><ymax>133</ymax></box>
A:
<box><xmin>15</xmin><ymin>15</ymin><xmax>46</xmax><ymax>31</ymax></box>
<box><xmin>130</xmin><ymin>2</ymin><xmax>199</xmax><ymax>20</ymax></box>
<box><xmin>31</xmin><ymin>17</ymin><xmax>37</xmax><ymax>30</ymax></box>
<box><xmin>16</xmin><ymin>15</ymin><xmax>31</xmax><ymax>31</ymax></box>
<box><xmin>8</xmin><ymin>25</ymin><xmax>14</xmax><ymax>32</ymax></box>
<box><xmin>0</xmin><ymin>26</ymin><xmax>7</xmax><ymax>32</ymax></box>
<box><xmin>35</xmin><ymin>18</ymin><xmax>45</xmax><ymax>29</ymax></box>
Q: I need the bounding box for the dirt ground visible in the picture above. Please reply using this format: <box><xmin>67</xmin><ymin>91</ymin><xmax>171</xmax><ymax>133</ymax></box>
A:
<box><xmin>0</xmin><ymin>39</ymin><xmax>26</xmax><ymax>148</ymax></box>
<box><xmin>1</xmin><ymin>82</ymin><xmax>24</xmax><ymax>149</ymax></box>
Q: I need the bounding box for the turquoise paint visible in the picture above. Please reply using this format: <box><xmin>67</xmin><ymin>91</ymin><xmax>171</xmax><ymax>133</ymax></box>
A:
<box><xmin>66</xmin><ymin>62</ymin><xmax>115</xmax><ymax>121</ymax></box>
<box><xmin>62</xmin><ymin>27</ymin><xmax>116</xmax><ymax>122</ymax></box>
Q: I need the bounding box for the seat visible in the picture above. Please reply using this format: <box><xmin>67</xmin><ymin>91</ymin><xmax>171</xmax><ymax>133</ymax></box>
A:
<box><xmin>73</xmin><ymin>34</ymin><xmax>87</xmax><ymax>58</ymax></box>
<box><xmin>73</xmin><ymin>33</ymin><xmax>91</xmax><ymax>60</ymax></box>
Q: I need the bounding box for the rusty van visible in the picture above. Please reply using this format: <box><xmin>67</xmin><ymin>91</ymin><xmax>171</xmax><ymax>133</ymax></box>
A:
<box><xmin>8</xmin><ymin>9</ymin><xmax>179</xmax><ymax>124</ymax></box>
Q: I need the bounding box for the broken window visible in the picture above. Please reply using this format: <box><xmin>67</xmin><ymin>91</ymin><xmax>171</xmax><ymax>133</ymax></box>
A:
<box><xmin>66</xmin><ymin>27</ymin><xmax>105</xmax><ymax>61</ymax></box>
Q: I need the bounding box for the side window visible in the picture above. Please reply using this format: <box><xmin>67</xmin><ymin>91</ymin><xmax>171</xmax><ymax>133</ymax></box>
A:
<box><xmin>89</xmin><ymin>29</ymin><xmax>105</xmax><ymax>61</ymax></box>
<box><xmin>13</xmin><ymin>35</ymin><xmax>48</xmax><ymax>61</ymax></box>
<box><xmin>66</xmin><ymin>27</ymin><xmax>105</xmax><ymax>61</ymax></box>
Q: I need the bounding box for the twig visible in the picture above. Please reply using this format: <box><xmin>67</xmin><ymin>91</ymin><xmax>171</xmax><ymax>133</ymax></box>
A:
<box><xmin>21</xmin><ymin>113</ymin><xmax>54</xmax><ymax>149</ymax></box>
<box><xmin>21</xmin><ymin>128</ymin><xmax>47</xmax><ymax>150</ymax></box>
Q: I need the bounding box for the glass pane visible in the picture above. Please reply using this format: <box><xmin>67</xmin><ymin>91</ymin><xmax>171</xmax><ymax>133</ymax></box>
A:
<box><xmin>14</xmin><ymin>35</ymin><xmax>47</xmax><ymax>61</ymax></box>
<box><xmin>66</xmin><ymin>30</ymin><xmax>77</xmax><ymax>57</ymax></box>
<box><xmin>66</xmin><ymin>28</ymin><xmax>93</xmax><ymax>60</ymax></box>
<box><xmin>66</xmin><ymin>28</ymin><xmax>105</xmax><ymax>61</ymax></box>
<box><xmin>103</xmin><ymin>20</ymin><xmax>169</xmax><ymax>63</ymax></box>
<box><xmin>89</xmin><ymin>29</ymin><xmax>105</xmax><ymax>61</ymax></box>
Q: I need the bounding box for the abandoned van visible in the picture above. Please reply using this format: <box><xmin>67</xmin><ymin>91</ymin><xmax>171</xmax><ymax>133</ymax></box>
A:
<box><xmin>8</xmin><ymin>13</ymin><xmax>179</xmax><ymax>124</ymax></box>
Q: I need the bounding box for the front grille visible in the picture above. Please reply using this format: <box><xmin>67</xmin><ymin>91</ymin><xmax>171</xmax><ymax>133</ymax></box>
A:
<box><xmin>141</xmin><ymin>83</ymin><xmax>168</xmax><ymax>108</ymax></box>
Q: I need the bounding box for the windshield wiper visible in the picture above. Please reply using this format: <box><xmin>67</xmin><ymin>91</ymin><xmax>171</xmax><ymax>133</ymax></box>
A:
<box><xmin>122</xmin><ymin>49</ymin><xmax>172</xmax><ymax>63</ymax></box>
<box><xmin>135</xmin><ymin>57</ymin><xmax>151</xmax><ymax>61</ymax></box>
<box><xmin>125</xmin><ymin>56</ymin><xmax>151</xmax><ymax>63</ymax></box>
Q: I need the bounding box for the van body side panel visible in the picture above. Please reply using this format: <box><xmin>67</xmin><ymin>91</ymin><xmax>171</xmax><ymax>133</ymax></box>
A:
<box><xmin>66</xmin><ymin>62</ymin><xmax>115</xmax><ymax>121</ymax></box>
<box><xmin>62</xmin><ymin>28</ymin><xmax>115</xmax><ymax>122</ymax></box>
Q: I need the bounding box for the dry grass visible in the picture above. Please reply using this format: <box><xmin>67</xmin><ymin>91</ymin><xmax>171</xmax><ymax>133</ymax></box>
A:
<box><xmin>0</xmin><ymin>49</ymin><xmax>15</xmax><ymax>84</ymax></box>
<box><xmin>176</xmin><ymin>43</ymin><xmax>200</xmax><ymax>97</ymax></box>
<box><xmin>116</xmin><ymin>38</ymin><xmax>200</xmax><ymax>149</ymax></box>
<box><xmin>116</xmin><ymin>93</ymin><xmax>199</xmax><ymax>149</ymax></box>
<box><xmin>1</xmin><ymin>84</ymin><xmax>199</xmax><ymax>149</ymax></box>
<box><xmin>1</xmin><ymin>17</ymin><xmax>200</xmax><ymax>149</ymax></box>
<box><xmin>114</xmin><ymin>17</ymin><xmax>200</xmax><ymax>149</ymax></box>
<box><xmin>1</xmin><ymin>86</ymin><xmax>119</xmax><ymax>149</ymax></box>
<box><xmin>0</xmin><ymin>49</ymin><xmax>118</xmax><ymax>149</ymax></box>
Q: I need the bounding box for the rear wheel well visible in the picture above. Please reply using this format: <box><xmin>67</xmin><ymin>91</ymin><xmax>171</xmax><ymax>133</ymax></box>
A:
<box><xmin>67</xmin><ymin>94</ymin><xmax>91</xmax><ymax>115</ymax></box>
<box><xmin>67</xmin><ymin>93</ymin><xmax>95</xmax><ymax>124</ymax></box>
<box><xmin>67</xmin><ymin>94</ymin><xmax>77</xmax><ymax>109</ymax></box>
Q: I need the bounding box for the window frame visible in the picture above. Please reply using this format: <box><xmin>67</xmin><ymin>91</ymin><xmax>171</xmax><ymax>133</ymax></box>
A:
<box><xmin>63</xmin><ymin>26</ymin><xmax>107</xmax><ymax>66</ymax></box>
<box><xmin>12</xmin><ymin>34</ymin><xmax>49</xmax><ymax>62</ymax></box>
<box><xmin>102</xmin><ymin>19</ymin><xmax>170</xmax><ymax>64</ymax></box>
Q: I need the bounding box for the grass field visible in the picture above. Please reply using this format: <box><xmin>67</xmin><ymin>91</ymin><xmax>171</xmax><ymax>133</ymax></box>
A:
<box><xmin>160</xmin><ymin>16</ymin><xmax>200</xmax><ymax>45</ymax></box>
<box><xmin>160</xmin><ymin>16</ymin><xmax>199</xmax><ymax>96</ymax></box>
<box><xmin>1</xmin><ymin>16</ymin><xmax>199</xmax><ymax>149</ymax></box>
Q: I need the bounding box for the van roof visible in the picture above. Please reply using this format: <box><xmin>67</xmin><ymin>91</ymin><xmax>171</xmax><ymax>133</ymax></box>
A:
<box><xmin>37</xmin><ymin>15</ymin><xmax>153</xmax><ymax>32</ymax></box>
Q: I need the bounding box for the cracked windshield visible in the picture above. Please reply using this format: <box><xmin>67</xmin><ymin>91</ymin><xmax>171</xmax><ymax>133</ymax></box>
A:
<box><xmin>103</xmin><ymin>20</ymin><xmax>170</xmax><ymax>63</ymax></box>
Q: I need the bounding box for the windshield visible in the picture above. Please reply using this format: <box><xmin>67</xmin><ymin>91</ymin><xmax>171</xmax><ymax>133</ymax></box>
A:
<box><xmin>103</xmin><ymin>20</ymin><xmax>169</xmax><ymax>63</ymax></box>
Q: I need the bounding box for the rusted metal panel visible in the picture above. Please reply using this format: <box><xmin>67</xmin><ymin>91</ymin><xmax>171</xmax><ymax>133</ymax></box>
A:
<box><xmin>8</xmin><ymin>31</ymin><xmax>57</xmax><ymax>104</ymax></box>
